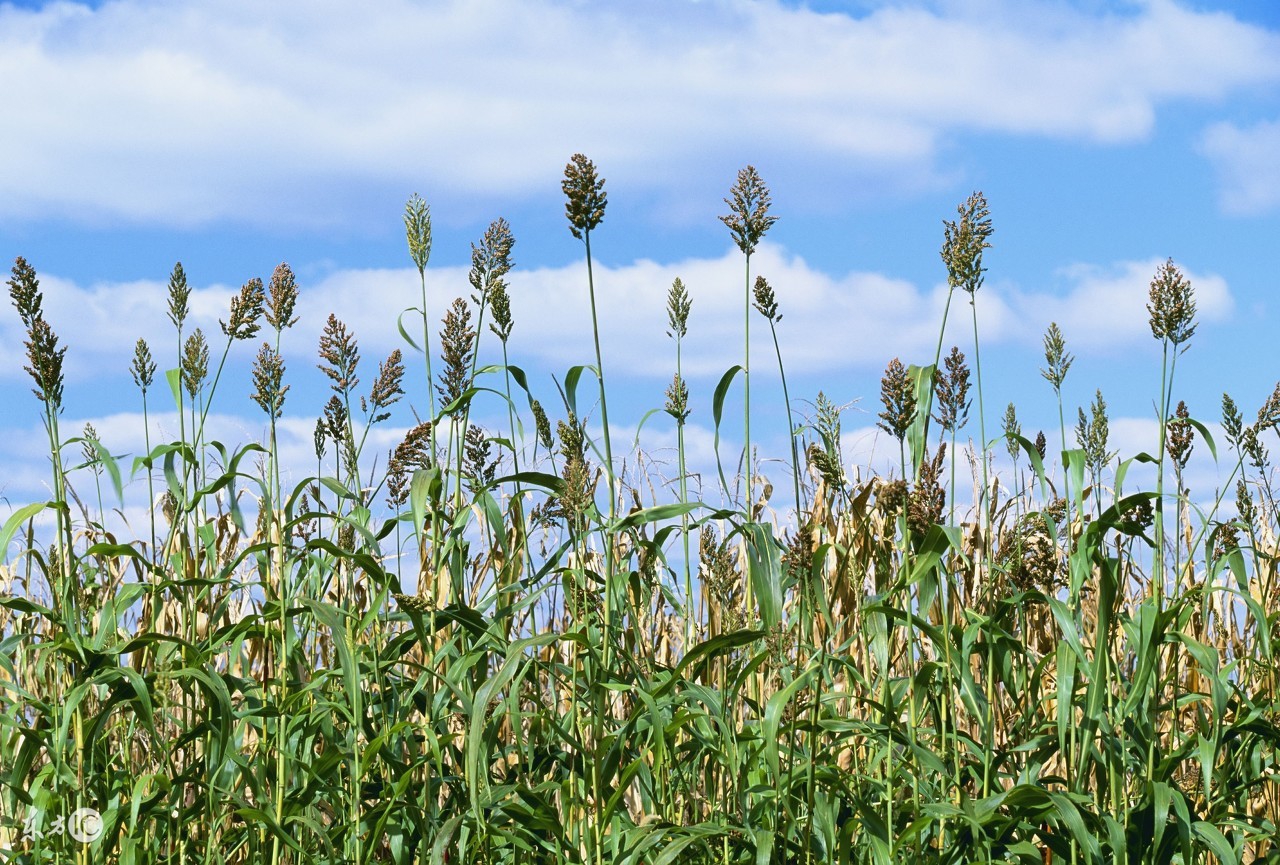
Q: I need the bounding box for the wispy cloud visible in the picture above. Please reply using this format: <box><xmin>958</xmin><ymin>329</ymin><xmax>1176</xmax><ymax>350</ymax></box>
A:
<box><xmin>1</xmin><ymin>0</ymin><xmax>1275</xmax><ymax>226</ymax></box>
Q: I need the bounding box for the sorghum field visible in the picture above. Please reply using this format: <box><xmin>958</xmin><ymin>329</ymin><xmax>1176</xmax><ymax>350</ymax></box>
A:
<box><xmin>2</xmin><ymin>157</ymin><xmax>1279</xmax><ymax>864</ymax></box>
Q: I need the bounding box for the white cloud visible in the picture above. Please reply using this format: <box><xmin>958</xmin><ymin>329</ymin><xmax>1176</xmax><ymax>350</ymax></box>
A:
<box><xmin>0</xmin><ymin>249</ymin><xmax>1235</xmax><ymax>394</ymax></box>
<box><xmin>1201</xmin><ymin>118</ymin><xmax>1280</xmax><ymax>215</ymax></box>
<box><xmin>0</xmin><ymin>0</ymin><xmax>1275</xmax><ymax>226</ymax></box>
<box><xmin>1001</xmin><ymin>257</ymin><xmax>1234</xmax><ymax>351</ymax></box>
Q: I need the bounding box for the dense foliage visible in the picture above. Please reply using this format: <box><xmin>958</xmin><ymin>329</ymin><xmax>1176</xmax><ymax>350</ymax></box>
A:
<box><xmin>2</xmin><ymin>160</ymin><xmax>1279</xmax><ymax>864</ymax></box>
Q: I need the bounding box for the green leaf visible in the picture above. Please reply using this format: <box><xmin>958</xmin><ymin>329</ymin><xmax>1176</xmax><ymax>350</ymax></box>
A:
<box><xmin>0</xmin><ymin>501</ymin><xmax>51</xmax><ymax>561</ymax></box>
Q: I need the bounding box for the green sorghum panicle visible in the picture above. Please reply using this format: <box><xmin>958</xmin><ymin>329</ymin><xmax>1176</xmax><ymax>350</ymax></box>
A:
<box><xmin>532</xmin><ymin>399</ymin><xmax>553</xmax><ymax>452</ymax></box>
<box><xmin>81</xmin><ymin>422</ymin><xmax>101</xmax><ymax>472</ymax></box>
<box><xmin>404</xmin><ymin>193</ymin><xmax>432</xmax><ymax>275</ymax></box>
<box><xmin>167</xmin><ymin>261</ymin><xmax>190</xmax><ymax>330</ymax></box>
<box><xmin>1002</xmin><ymin>402</ymin><xmax>1022</xmax><ymax>462</ymax></box>
<box><xmin>313</xmin><ymin>417</ymin><xmax>327</xmax><ymax>462</ymax></box>
<box><xmin>1076</xmin><ymin>389</ymin><xmax>1113</xmax><ymax>479</ymax></box>
<box><xmin>1040</xmin><ymin>321</ymin><xmax>1073</xmax><ymax>391</ymax></box>
<box><xmin>667</xmin><ymin>277</ymin><xmax>690</xmax><ymax>339</ymax></box>
<box><xmin>1222</xmin><ymin>393</ymin><xmax>1243</xmax><ymax>446</ymax></box>
<box><xmin>665</xmin><ymin>373</ymin><xmax>690</xmax><ymax>423</ymax></box>
<box><xmin>131</xmin><ymin>338</ymin><xmax>156</xmax><ymax>393</ymax></box>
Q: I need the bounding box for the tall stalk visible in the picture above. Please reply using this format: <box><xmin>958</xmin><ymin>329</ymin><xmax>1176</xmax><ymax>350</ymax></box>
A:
<box><xmin>562</xmin><ymin>154</ymin><xmax>615</xmax><ymax>673</ymax></box>
<box><xmin>720</xmin><ymin>166</ymin><xmax>777</xmax><ymax>516</ymax></box>
<box><xmin>665</xmin><ymin>278</ymin><xmax>695</xmax><ymax>647</ymax></box>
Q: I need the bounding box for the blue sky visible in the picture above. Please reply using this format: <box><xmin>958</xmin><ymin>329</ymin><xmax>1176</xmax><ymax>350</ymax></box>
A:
<box><xmin>3</xmin><ymin>0</ymin><xmax>1280</xmax><ymax>526</ymax></box>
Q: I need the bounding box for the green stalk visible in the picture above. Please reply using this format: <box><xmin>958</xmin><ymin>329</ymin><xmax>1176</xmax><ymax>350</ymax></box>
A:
<box><xmin>968</xmin><ymin>293</ymin><xmax>995</xmax><ymax>805</ymax></box>
<box><xmin>743</xmin><ymin>252</ymin><xmax>753</xmax><ymax>514</ymax></box>
<box><xmin>581</xmin><ymin>229</ymin><xmax>617</xmax><ymax>677</ymax></box>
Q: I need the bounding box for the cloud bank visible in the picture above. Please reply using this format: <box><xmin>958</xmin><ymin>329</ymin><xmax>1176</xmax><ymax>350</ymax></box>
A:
<box><xmin>1</xmin><ymin>0</ymin><xmax>1276</xmax><ymax>226</ymax></box>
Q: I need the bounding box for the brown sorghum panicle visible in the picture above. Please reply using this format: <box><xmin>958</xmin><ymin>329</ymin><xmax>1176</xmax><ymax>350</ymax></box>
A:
<box><xmin>1147</xmin><ymin>258</ymin><xmax>1197</xmax><ymax>346</ymax></box>
<box><xmin>877</xmin><ymin>357</ymin><xmax>916</xmax><ymax>442</ymax></box>
<box><xmin>250</xmin><ymin>342</ymin><xmax>288</xmax><ymax>419</ymax></box>
<box><xmin>222</xmin><ymin>277</ymin><xmax>265</xmax><ymax>341</ymax></box>
<box><xmin>266</xmin><ymin>262</ymin><xmax>299</xmax><ymax>332</ymax></box>
<box><xmin>318</xmin><ymin>314</ymin><xmax>361</xmax><ymax>396</ymax></box>
<box><xmin>721</xmin><ymin>165</ymin><xmax>777</xmax><ymax>256</ymax></box>
<box><xmin>563</xmin><ymin>154</ymin><xmax>607</xmax><ymax>240</ymax></box>
<box><xmin>941</xmin><ymin>191</ymin><xmax>993</xmax><ymax>295</ymax></box>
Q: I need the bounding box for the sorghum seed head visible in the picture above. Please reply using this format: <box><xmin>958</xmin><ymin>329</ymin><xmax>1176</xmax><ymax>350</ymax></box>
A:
<box><xmin>720</xmin><ymin>165</ymin><xmax>777</xmax><ymax>257</ymax></box>
<box><xmin>24</xmin><ymin>318</ymin><xmax>65</xmax><ymax>410</ymax></box>
<box><xmin>464</xmin><ymin>424</ymin><xmax>497</xmax><ymax>489</ymax></box>
<box><xmin>1168</xmin><ymin>400</ymin><xmax>1194</xmax><ymax>473</ymax></box>
<box><xmin>666</xmin><ymin>277</ymin><xmax>691</xmax><ymax>340</ymax></box>
<box><xmin>130</xmin><ymin>338</ymin><xmax>156</xmax><ymax>393</ymax></box>
<box><xmin>1257</xmin><ymin>381</ymin><xmax>1280</xmax><ymax>432</ymax></box>
<box><xmin>317</xmin><ymin>313</ymin><xmax>361</xmax><ymax>396</ymax></box>
<box><xmin>1076</xmin><ymin>389</ymin><xmax>1113</xmax><ymax>480</ymax></box>
<box><xmin>877</xmin><ymin>357</ymin><xmax>916</xmax><ymax>442</ymax></box>
<box><xmin>563</xmin><ymin>154</ymin><xmax>607</xmax><ymax>240</ymax></box>
<box><xmin>665</xmin><ymin>372</ymin><xmax>690</xmax><ymax>423</ymax></box>
<box><xmin>437</xmin><ymin>297</ymin><xmax>475</xmax><ymax>406</ymax></box>
<box><xmin>1040</xmin><ymin>322</ymin><xmax>1073</xmax><ymax>391</ymax></box>
<box><xmin>81</xmin><ymin>422</ymin><xmax>101</xmax><ymax>472</ymax></box>
<box><xmin>469</xmin><ymin>217</ymin><xmax>515</xmax><ymax>304</ymax></box>
<box><xmin>167</xmin><ymin>262</ymin><xmax>190</xmax><ymax>331</ymax></box>
<box><xmin>368</xmin><ymin>349</ymin><xmax>405</xmax><ymax>422</ymax></box>
<box><xmin>941</xmin><ymin>191</ymin><xmax>993</xmax><ymax>295</ymax></box>
<box><xmin>1222</xmin><ymin>393</ymin><xmax>1243</xmax><ymax>446</ymax></box>
<box><xmin>222</xmin><ymin>277</ymin><xmax>265</xmax><ymax>341</ymax></box>
<box><xmin>488</xmin><ymin>280</ymin><xmax>513</xmax><ymax>343</ymax></box>
<box><xmin>266</xmin><ymin>262</ymin><xmax>299</xmax><ymax>332</ymax></box>
<box><xmin>1002</xmin><ymin>403</ymin><xmax>1022</xmax><ymax>463</ymax></box>
<box><xmin>752</xmin><ymin>275</ymin><xmax>780</xmax><ymax>322</ymax></box>
<box><xmin>313</xmin><ymin>417</ymin><xmax>327</xmax><ymax>462</ymax></box>
<box><xmin>932</xmin><ymin>346</ymin><xmax>971</xmax><ymax>432</ymax></box>
<box><xmin>532</xmin><ymin>399</ymin><xmax>553</xmax><ymax>452</ymax></box>
<box><xmin>1034</xmin><ymin>430</ymin><xmax>1047</xmax><ymax>461</ymax></box>
<box><xmin>1236</xmin><ymin>478</ymin><xmax>1256</xmax><ymax>527</ymax></box>
<box><xmin>1147</xmin><ymin>258</ymin><xmax>1197</xmax><ymax>346</ymax></box>
<box><xmin>182</xmin><ymin>327</ymin><xmax>209</xmax><ymax>400</ymax></box>
<box><xmin>8</xmin><ymin>257</ymin><xmax>42</xmax><ymax>329</ymax></box>
<box><xmin>404</xmin><ymin>193</ymin><xmax>432</xmax><ymax>275</ymax></box>
<box><xmin>250</xmin><ymin>342</ymin><xmax>288</xmax><ymax>419</ymax></box>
